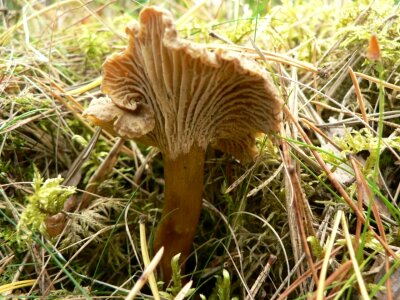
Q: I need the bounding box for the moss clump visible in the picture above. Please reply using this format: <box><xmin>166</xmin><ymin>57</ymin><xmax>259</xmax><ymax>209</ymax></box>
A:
<box><xmin>17</xmin><ymin>170</ymin><xmax>75</xmax><ymax>241</ymax></box>
<box><xmin>336</xmin><ymin>128</ymin><xmax>400</xmax><ymax>174</ymax></box>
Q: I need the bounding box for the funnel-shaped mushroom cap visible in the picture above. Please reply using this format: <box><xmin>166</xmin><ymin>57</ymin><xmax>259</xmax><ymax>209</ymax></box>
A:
<box><xmin>84</xmin><ymin>6</ymin><xmax>282</xmax><ymax>162</ymax></box>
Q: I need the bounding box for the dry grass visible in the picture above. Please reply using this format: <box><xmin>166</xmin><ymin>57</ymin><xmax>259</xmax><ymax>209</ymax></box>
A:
<box><xmin>1</xmin><ymin>0</ymin><xmax>400</xmax><ymax>299</ymax></box>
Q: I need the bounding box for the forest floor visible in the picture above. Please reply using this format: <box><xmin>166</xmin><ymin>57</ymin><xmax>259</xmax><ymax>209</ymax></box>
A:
<box><xmin>1</xmin><ymin>0</ymin><xmax>400</xmax><ymax>299</ymax></box>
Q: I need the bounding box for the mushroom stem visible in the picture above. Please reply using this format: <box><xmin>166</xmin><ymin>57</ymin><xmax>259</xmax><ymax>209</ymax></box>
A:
<box><xmin>154</xmin><ymin>145</ymin><xmax>205</xmax><ymax>281</ymax></box>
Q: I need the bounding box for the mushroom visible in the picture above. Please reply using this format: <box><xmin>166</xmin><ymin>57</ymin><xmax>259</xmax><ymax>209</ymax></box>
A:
<box><xmin>83</xmin><ymin>6</ymin><xmax>283</xmax><ymax>280</ymax></box>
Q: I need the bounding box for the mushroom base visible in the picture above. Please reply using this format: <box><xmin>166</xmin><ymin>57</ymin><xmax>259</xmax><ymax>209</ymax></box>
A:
<box><xmin>154</xmin><ymin>145</ymin><xmax>205</xmax><ymax>281</ymax></box>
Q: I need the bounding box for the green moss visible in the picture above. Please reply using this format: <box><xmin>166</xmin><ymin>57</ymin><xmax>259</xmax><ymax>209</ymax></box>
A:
<box><xmin>17</xmin><ymin>169</ymin><xmax>76</xmax><ymax>241</ymax></box>
<box><xmin>76</xmin><ymin>27</ymin><xmax>112</xmax><ymax>70</ymax></box>
<box><xmin>209</xmin><ymin>269</ymin><xmax>234</xmax><ymax>300</ymax></box>
<box><xmin>336</xmin><ymin>128</ymin><xmax>400</xmax><ymax>174</ymax></box>
<box><xmin>6</xmin><ymin>94</ymin><xmax>52</xmax><ymax>112</ymax></box>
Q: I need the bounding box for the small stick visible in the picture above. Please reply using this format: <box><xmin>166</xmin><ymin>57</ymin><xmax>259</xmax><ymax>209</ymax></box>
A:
<box><xmin>300</xmin><ymin>118</ymin><xmax>342</xmax><ymax>151</ymax></box>
<box><xmin>316</xmin><ymin>209</ymin><xmax>343</xmax><ymax>300</ymax></box>
<box><xmin>219</xmin><ymin>43</ymin><xmax>319</xmax><ymax>73</ymax></box>
<box><xmin>246</xmin><ymin>255</ymin><xmax>277</xmax><ymax>300</ymax></box>
<box><xmin>349</xmin><ymin>156</ymin><xmax>364</xmax><ymax>252</ymax></box>
<box><xmin>341</xmin><ymin>213</ymin><xmax>370</xmax><ymax>300</ymax></box>
<box><xmin>125</xmin><ymin>247</ymin><xmax>164</xmax><ymax>300</ymax></box>
<box><xmin>288</xmin><ymin>166</ymin><xmax>319</xmax><ymax>286</ymax></box>
<box><xmin>209</xmin><ymin>31</ymin><xmax>235</xmax><ymax>45</ymax></box>
<box><xmin>247</xmin><ymin>163</ymin><xmax>283</xmax><ymax>198</ymax></box>
<box><xmin>0</xmin><ymin>279</ymin><xmax>37</xmax><ymax>294</ymax></box>
<box><xmin>354</xmin><ymin>71</ymin><xmax>400</xmax><ymax>92</ymax></box>
<box><xmin>63</xmin><ymin>127</ymin><xmax>102</xmax><ymax>186</ymax></box>
<box><xmin>67</xmin><ymin>76</ymin><xmax>102</xmax><ymax>96</ymax></box>
<box><xmin>348</xmin><ymin>67</ymin><xmax>368</xmax><ymax>123</ymax></box>
<box><xmin>139</xmin><ymin>216</ymin><xmax>160</xmax><ymax>300</ymax></box>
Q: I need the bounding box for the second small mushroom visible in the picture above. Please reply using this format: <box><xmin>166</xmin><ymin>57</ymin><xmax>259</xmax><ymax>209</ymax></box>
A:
<box><xmin>84</xmin><ymin>6</ymin><xmax>283</xmax><ymax>280</ymax></box>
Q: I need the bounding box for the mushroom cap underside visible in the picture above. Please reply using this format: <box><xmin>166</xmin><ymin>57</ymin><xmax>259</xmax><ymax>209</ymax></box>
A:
<box><xmin>84</xmin><ymin>6</ymin><xmax>283</xmax><ymax>162</ymax></box>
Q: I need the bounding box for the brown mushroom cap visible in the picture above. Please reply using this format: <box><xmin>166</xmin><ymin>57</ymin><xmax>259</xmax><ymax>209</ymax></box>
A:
<box><xmin>84</xmin><ymin>6</ymin><xmax>282</xmax><ymax>162</ymax></box>
<box><xmin>83</xmin><ymin>97</ymin><xmax>155</xmax><ymax>139</ymax></box>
